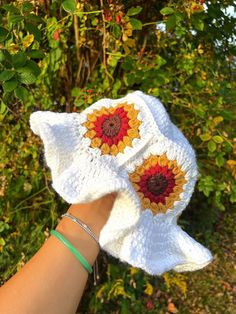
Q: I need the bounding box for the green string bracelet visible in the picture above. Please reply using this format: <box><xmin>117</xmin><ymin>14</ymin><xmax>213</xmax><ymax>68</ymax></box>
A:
<box><xmin>50</xmin><ymin>229</ymin><xmax>93</xmax><ymax>274</ymax></box>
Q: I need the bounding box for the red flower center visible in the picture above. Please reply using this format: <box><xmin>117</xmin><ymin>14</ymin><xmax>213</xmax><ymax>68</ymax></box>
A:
<box><xmin>138</xmin><ymin>165</ymin><xmax>176</xmax><ymax>204</ymax></box>
<box><xmin>93</xmin><ymin>107</ymin><xmax>131</xmax><ymax>146</ymax></box>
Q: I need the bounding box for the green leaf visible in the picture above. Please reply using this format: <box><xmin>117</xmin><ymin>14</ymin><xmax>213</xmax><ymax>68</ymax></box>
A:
<box><xmin>0</xmin><ymin>27</ymin><xmax>9</xmax><ymax>42</ymax></box>
<box><xmin>127</xmin><ymin>6</ymin><xmax>142</xmax><ymax>16</ymax></box>
<box><xmin>71</xmin><ymin>87</ymin><xmax>81</xmax><ymax>97</ymax></box>
<box><xmin>112</xmin><ymin>79</ymin><xmax>121</xmax><ymax>98</ymax></box>
<box><xmin>26</xmin><ymin>50</ymin><xmax>44</xmax><ymax>59</ymax></box>
<box><xmin>62</xmin><ymin>0</ymin><xmax>75</xmax><ymax>13</ymax></box>
<box><xmin>22</xmin><ymin>1</ymin><xmax>33</xmax><ymax>12</ymax></box>
<box><xmin>193</xmin><ymin>18</ymin><xmax>204</xmax><ymax>31</ymax></box>
<box><xmin>25</xmin><ymin>23</ymin><xmax>41</xmax><ymax>41</ymax></box>
<box><xmin>27</xmin><ymin>13</ymin><xmax>43</xmax><ymax>24</ymax></box>
<box><xmin>3</xmin><ymin>79</ymin><xmax>18</xmax><ymax>92</ymax></box>
<box><xmin>0</xmin><ymin>221</ymin><xmax>10</xmax><ymax>233</ymax></box>
<box><xmin>129</xmin><ymin>18</ymin><xmax>142</xmax><ymax>30</ymax></box>
<box><xmin>212</xmin><ymin>135</ymin><xmax>223</xmax><ymax>144</ymax></box>
<box><xmin>166</xmin><ymin>15</ymin><xmax>176</xmax><ymax>30</ymax></box>
<box><xmin>113</xmin><ymin>24</ymin><xmax>122</xmax><ymax>39</ymax></box>
<box><xmin>14</xmin><ymin>86</ymin><xmax>29</xmax><ymax>101</ymax></box>
<box><xmin>18</xmin><ymin>70</ymin><xmax>36</xmax><ymax>84</ymax></box>
<box><xmin>12</xmin><ymin>52</ymin><xmax>27</xmax><ymax>68</ymax></box>
<box><xmin>155</xmin><ymin>55</ymin><xmax>167</xmax><ymax>68</ymax></box>
<box><xmin>108</xmin><ymin>54</ymin><xmax>121</xmax><ymax>68</ymax></box>
<box><xmin>198</xmin><ymin>176</ymin><xmax>215</xmax><ymax>197</ymax></box>
<box><xmin>215</xmin><ymin>154</ymin><xmax>225</xmax><ymax>167</ymax></box>
<box><xmin>17</xmin><ymin>62</ymin><xmax>39</xmax><ymax>85</ymax></box>
<box><xmin>25</xmin><ymin>60</ymin><xmax>41</xmax><ymax>76</ymax></box>
<box><xmin>200</xmin><ymin>133</ymin><xmax>211</xmax><ymax>141</ymax></box>
<box><xmin>9</xmin><ymin>15</ymin><xmax>24</xmax><ymax>24</ymax></box>
<box><xmin>208</xmin><ymin>140</ymin><xmax>216</xmax><ymax>152</ymax></box>
<box><xmin>121</xmin><ymin>56</ymin><xmax>134</xmax><ymax>71</ymax></box>
<box><xmin>0</xmin><ymin>101</ymin><xmax>7</xmax><ymax>114</ymax></box>
<box><xmin>74</xmin><ymin>98</ymin><xmax>84</xmax><ymax>107</ymax></box>
<box><xmin>0</xmin><ymin>70</ymin><xmax>15</xmax><ymax>81</ymax></box>
<box><xmin>1</xmin><ymin>50</ymin><xmax>12</xmax><ymax>64</ymax></box>
<box><xmin>0</xmin><ymin>237</ymin><xmax>6</xmax><ymax>246</ymax></box>
<box><xmin>0</xmin><ymin>51</ymin><xmax>5</xmax><ymax>62</ymax></box>
<box><xmin>2</xmin><ymin>4</ymin><xmax>20</xmax><ymax>14</ymax></box>
<box><xmin>160</xmin><ymin>7</ymin><xmax>175</xmax><ymax>15</ymax></box>
<box><xmin>230</xmin><ymin>185</ymin><xmax>236</xmax><ymax>203</ymax></box>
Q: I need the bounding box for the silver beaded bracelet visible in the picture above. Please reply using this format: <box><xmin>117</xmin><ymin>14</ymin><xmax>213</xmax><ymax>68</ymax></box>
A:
<box><xmin>61</xmin><ymin>212</ymin><xmax>99</xmax><ymax>246</ymax></box>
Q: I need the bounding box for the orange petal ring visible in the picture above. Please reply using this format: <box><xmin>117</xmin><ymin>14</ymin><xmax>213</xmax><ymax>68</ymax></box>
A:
<box><xmin>83</xmin><ymin>121</ymin><xmax>95</xmax><ymax>130</ymax></box>
<box><xmin>124</xmin><ymin>103</ymin><xmax>134</xmax><ymax>111</ymax></box>
<box><xmin>127</xmin><ymin>110</ymin><xmax>139</xmax><ymax>120</ymax></box>
<box><xmin>137</xmin><ymin>192</ymin><xmax>144</xmax><ymax>199</ymax></box>
<box><xmin>93</xmin><ymin>109</ymin><xmax>102</xmax><ymax>116</ymax></box>
<box><xmin>159</xmin><ymin>155</ymin><xmax>168</xmax><ymax>166</ymax></box>
<box><xmin>174</xmin><ymin>171</ymin><xmax>182</xmax><ymax>178</ymax></box>
<box><xmin>167</xmin><ymin>160</ymin><xmax>177</xmax><ymax>169</ymax></box>
<box><xmin>173</xmin><ymin>186</ymin><xmax>184</xmax><ymax>194</ymax></box>
<box><xmin>123</xmin><ymin>136</ymin><xmax>133</xmax><ymax>147</ymax></box>
<box><xmin>142</xmin><ymin>197</ymin><xmax>151</xmax><ymax>208</ymax></box>
<box><xmin>129</xmin><ymin>173</ymin><xmax>141</xmax><ymax>183</ymax></box>
<box><xmin>85</xmin><ymin>130</ymin><xmax>96</xmax><ymax>138</ymax></box>
<box><xmin>158</xmin><ymin>203</ymin><xmax>167</xmax><ymax>213</ymax></box>
<box><xmin>132</xmin><ymin>182</ymin><xmax>140</xmax><ymax>191</ymax></box>
<box><xmin>175</xmin><ymin>178</ymin><xmax>187</xmax><ymax>186</ymax></box>
<box><xmin>101</xmin><ymin>143</ymin><xmax>110</xmax><ymax>155</ymax></box>
<box><xmin>100</xmin><ymin>107</ymin><xmax>109</xmax><ymax>115</ymax></box>
<box><xmin>87</xmin><ymin>113</ymin><xmax>97</xmax><ymax>122</ymax></box>
<box><xmin>128</xmin><ymin>119</ymin><xmax>142</xmax><ymax>128</ymax></box>
<box><xmin>165</xmin><ymin>198</ymin><xmax>174</xmax><ymax>209</ymax></box>
<box><xmin>116</xmin><ymin>103</ymin><xmax>125</xmax><ymax>108</ymax></box>
<box><xmin>117</xmin><ymin>140</ymin><xmax>126</xmax><ymax>153</ymax></box>
<box><xmin>136</xmin><ymin>165</ymin><xmax>145</xmax><ymax>175</ymax></box>
<box><xmin>151</xmin><ymin>202</ymin><xmax>159</xmax><ymax>213</ymax></box>
<box><xmin>110</xmin><ymin>144</ymin><xmax>119</xmax><ymax>156</ymax></box>
<box><xmin>91</xmin><ymin>137</ymin><xmax>102</xmax><ymax>148</ymax></box>
<box><xmin>172</xmin><ymin>166</ymin><xmax>181</xmax><ymax>174</ymax></box>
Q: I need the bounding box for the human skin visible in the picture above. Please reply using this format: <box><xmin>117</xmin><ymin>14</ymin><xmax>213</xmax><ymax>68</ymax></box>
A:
<box><xmin>0</xmin><ymin>192</ymin><xmax>117</xmax><ymax>314</ymax></box>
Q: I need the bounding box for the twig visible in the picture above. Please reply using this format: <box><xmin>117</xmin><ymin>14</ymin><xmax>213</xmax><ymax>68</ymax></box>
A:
<box><xmin>100</xmin><ymin>0</ymin><xmax>114</xmax><ymax>86</ymax></box>
<box><xmin>13</xmin><ymin>187</ymin><xmax>47</xmax><ymax>210</ymax></box>
<box><xmin>74</xmin><ymin>14</ymin><xmax>80</xmax><ymax>62</ymax></box>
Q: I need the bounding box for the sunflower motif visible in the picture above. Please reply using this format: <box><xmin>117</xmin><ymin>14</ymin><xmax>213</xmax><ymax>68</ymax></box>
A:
<box><xmin>129</xmin><ymin>154</ymin><xmax>187</xmax><ymax>214</ymax></box>
<box><xmin>83</xmin><ymin>102</ymin><xmax>142</xmax><ymax>155</ymax></box>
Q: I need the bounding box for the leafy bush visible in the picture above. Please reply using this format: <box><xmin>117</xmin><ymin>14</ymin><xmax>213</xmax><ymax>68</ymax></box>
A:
<box><xmin>0</xmin><ymin>0</ymin><xmax>235</xmax><ymax>313</ymax></box>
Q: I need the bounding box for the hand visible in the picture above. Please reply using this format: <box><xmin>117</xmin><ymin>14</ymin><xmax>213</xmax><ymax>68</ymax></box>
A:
<box><xmin>68</xmin><ymin>192</ymin><xmax>117</xmax><ymax>237</ymax></box>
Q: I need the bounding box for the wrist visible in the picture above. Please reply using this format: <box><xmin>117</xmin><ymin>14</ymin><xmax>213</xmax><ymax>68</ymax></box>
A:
<box><xmin>56</xmin><ymin>217</ymin><xmax>99</xmax><ymax>266</ymax></box>
<box><xmin>55</xmin><ymin>193</ymin><xmax>117</xmax><ymax>266</ymax></box>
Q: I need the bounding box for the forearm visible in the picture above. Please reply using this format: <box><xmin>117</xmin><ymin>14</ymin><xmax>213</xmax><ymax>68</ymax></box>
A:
<box><xmin>0</xmin><ymin>193</ymin><xmax>116</xmax><ymax>314</ymax></box>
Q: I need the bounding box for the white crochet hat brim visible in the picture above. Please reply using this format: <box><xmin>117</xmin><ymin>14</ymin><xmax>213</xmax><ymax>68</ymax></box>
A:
<box><xmin>119</xmin><ymin>210</ymin><xmax>213</xmax><ymax>275</ymax></box>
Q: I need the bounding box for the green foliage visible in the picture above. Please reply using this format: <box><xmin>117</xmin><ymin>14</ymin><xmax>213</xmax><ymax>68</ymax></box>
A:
<box><xmin>0</xmin><ymin>0</ymin><xmax>235</xmax><ymax>312</ymax></box>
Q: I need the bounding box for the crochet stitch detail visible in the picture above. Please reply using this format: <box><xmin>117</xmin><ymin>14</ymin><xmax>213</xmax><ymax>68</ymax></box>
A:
<box><xmin>82</xmin><ymin>102</ymin><xmax>142</xmax><ymax>156</ymax></box>
<box><xmin>102</xmin><ymin>115</ymin><xmax>122</xmax><ymax>137</ymax></box>
<box><xmin>129</xmin><ymin>153</ymin><xmax>187</xmax><ymax>214</ymax></box>
<box><xmin>147</xmin><ymin>173</ymin><xmax>168</xmax><ymax>195</ymax></box>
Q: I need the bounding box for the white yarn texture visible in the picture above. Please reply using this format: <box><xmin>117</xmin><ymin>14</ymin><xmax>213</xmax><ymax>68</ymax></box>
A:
<box><xmin>30</xmin><ymin>90</ymin><xmax>212</xmax><ymax>275</ymax></box>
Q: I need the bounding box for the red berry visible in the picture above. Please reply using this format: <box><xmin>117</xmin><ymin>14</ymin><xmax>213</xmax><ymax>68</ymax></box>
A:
<box><xmin>53</xmin><ymin>29</ymin><xmax>62</xmax><ymax>41</ymax></box>
<box><xmin>115</xmin><ymin>15</ymin><xmax>121</xmax><ymax>23</ymax></box>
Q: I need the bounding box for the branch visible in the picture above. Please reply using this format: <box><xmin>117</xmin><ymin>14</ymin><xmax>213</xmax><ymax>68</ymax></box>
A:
<box><xmin>100</xmin><ymin>0</ymin><xmax>114</xmax><ymax>86</ymax></box>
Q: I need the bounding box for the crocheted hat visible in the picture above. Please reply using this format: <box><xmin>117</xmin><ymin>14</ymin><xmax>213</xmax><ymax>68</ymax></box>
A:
<box><xmin>30</xmin><ymin>91</ymin><xmax>212</xmax><ymax>275</ymax></box>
